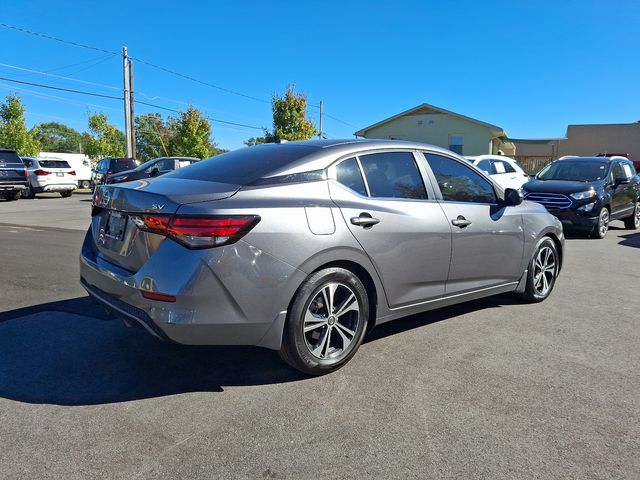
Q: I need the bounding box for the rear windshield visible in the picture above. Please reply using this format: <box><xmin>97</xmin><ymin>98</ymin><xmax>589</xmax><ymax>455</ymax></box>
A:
<box><xmin>110</xmin><ymin>159</ymin><xmax>137</xmax><ymax>171</ymax></box>
<box><xmin>537</xmin><ymin>161</ymin><xmax>609</xmax><ymax>182</ymax></box>
<box><xmin>39</xmin><ymin>160</ymin><xmax>71</xmax><ymax>169</ymax></box>
<box><xmin>170</xmin><ymin>144</ymin><xmax>317</xmax><ymax>185</ymax></box>
<box><xmin>0</xmin><ymin>150</ymin><xmax>22</xmax><ymax>165</ymax></box>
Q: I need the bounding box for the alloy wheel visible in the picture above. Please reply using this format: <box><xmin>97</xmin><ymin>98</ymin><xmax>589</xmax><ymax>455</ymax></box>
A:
<box><xmin>599</xmin><ymin>208</ymin><xmax>609</xmax><ymax>237</ymax></box>
<box><xmin>304</xmin><ymin>282</ymin><xmax>361</xmax><ymax>360</ymax></box>
<box><xmin>532</xmin><ymin>246</ymin><xmax>556</xmax><ymax>296</ymax></box>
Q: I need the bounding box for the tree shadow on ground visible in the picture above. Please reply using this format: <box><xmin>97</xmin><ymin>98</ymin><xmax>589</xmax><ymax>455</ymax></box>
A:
<box><xmin>0</xmin><ymin>293</ymin><xmax>514</xmax><ymax>406</ymax></box>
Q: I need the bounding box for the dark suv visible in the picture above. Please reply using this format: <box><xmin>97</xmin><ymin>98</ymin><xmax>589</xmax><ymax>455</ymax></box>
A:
<box><xmin>105</xmin><ymin>156</ymin><xmax>199</xmax><ymax>184</ymax></box>
<box><xmin>91</xmin><ymin>157</ymin><xmax>137</xmax><ymax>189</ymax></box>
<box><xmin>522</xmin><ymin>156</ymin><xmax>640</xmax><ymax>238</ymax></box>
<box><xmin>0</xmin><ymin>148</ymin><xmax>28</xmax><ymax>201</ymax></box>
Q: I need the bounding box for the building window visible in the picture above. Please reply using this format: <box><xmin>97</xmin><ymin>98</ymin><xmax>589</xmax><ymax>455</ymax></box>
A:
<box><xmin>448</xmin><ymin>135</ymin><xmax>463</xmax><ymax>155</ymax></box>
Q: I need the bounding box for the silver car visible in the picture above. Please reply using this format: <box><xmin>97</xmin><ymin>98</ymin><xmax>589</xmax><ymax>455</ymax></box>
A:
<box><xmin>80</xmin><ymin>139</ymin><xmax>564</xmax><ymax>375</ymax></box>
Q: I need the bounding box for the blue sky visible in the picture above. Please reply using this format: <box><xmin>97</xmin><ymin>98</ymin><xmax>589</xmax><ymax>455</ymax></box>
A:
<box><xmin>1</xmin><ymin>0</ymin><xmax>639</xmax><ymax>150</ymax></box>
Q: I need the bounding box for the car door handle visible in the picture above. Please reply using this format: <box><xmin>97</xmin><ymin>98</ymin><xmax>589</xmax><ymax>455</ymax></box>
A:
<box><xmin>451</xmin><ymin>215</ymin><xmax>472</xmax><ymax>228</ymax></box>
<box><xmin>350</xmin><ymin>214</ymin><xmax>380</xmax><ymax>228</ymax></box>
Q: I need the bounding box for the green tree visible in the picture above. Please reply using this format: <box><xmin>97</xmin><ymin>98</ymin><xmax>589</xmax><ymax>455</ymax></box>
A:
<box><xmin>135</xmin><ymin>113</ymin><xmax>175</xmax><ymax>161</ymax></box>
<box><xmin>0</xmin><ymin>94</ymin><xmax>40</xmax><ymax>156</ymax></box>
<box><xmin>269</xmin><ymin>85</ymin><xmax>317</xmax><ymax>141</ymax></box>
<box><xmin>244</xmin><ymin>135</ymin><xmax>268</xmax><ymax>147</ymax></box>
<box><xmin>30</xmin><ymin>122</ymin><xmax>83</xmax><ymax>153</ymax></box>
<box><xmin>83</xmin><ymin>113</ymin><xmax>126</xmax><ymax>158</ymax></box>
<box><xmin>167</xmin><ymin>106</ymin><xmax>219</xmax><ymax>159</ymax></box>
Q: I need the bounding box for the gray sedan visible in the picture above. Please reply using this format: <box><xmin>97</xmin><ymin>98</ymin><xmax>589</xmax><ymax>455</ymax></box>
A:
<box><xmin>80</xmin><ymin>139</ymin><xmax>564</xmax><ymax>375</ymax></box>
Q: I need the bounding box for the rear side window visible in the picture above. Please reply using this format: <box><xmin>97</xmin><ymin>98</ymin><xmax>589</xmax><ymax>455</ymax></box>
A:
<box><xmin>493</xmin><ymin>160</ymin><xmax>516</xmax><ymax>174</ymax></box>
<box><xmin>426</xmin><ymin>153</ymin><xmax>497</xmax><ymax>204</ymax></box>
<box><xmin>476</xmin><ymin>159</ymin><xmax>495</xmax><ymax>175</ymax></box>
<box><xmin>335</xmin><ymin>157</ymin><xmax>367</xmax><ymax>196</ymax></box>
<box><xmin>39</xmin><ymin>160</ymin><xmax>71</xmax><ymax>169</ymax></box>
<box><xmin>359</xmin><ymin>152</ymin><xmax>428</xmax><ymax>200</ymax></box>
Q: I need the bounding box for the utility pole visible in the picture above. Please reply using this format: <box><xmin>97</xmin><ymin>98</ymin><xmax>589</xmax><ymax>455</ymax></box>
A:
<box><xmin>318</xmin><ymin>100</ymin><xmax>323</xmax><ymax>139</ymax></box>
<box><xmin>122</xmin><ymin>46</ymin><xmax>133</xmax><ymax>158</ymax></box>
<box><xmin>128</xmin><ymin>59</ymin><xmax>136</xmax><ymax>160</ymax></box>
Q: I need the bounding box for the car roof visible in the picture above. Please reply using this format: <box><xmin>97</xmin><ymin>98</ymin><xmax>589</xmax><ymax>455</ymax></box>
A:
<box><xmin>466</xmin><ymin>155</ymin><xmax>518</xmax><ymax>162</ymax></box>
<box><xmin>246</xmin><ymin>138</ymin><xmax>459</xmax><ymax>177</ymax></box>
<box><xmin>557</xmin><ymin>156</ymin><xmax>614</xmax><ymax>163</ymax></box>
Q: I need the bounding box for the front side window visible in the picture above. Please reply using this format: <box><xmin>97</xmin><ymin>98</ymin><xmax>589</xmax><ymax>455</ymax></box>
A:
<box><xmin>425</xmin><ymin>153</ymin><xmax>497</xmax><ymax>204</ymax></box>
<box><xmin>612</xmin><ymin>162</ymin><xmax>626</xmax><ymax>180</ymax></box>
<box><xmin>335</xmin><ymin>157</ymin><xmax>367</xmax><ymax>196</ymax></box>
<box><xmin>359</xmin><ymin>152</ymin><xmax>428</xmax><ymax>200</ymax></box>
<box><xmin>448</xmin><ymin>135</ymin><xmax>464</xmax><ymax>155</ymax></box>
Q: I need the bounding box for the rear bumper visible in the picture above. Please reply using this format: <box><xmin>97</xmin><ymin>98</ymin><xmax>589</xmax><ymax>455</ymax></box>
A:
<box><xmin>33</xmin><ymin>183</ymin><xmax>77</xmax><ymax>193</ymax></box>
<box><xmin>0</xmin><ymin>184</ymin><xmax>26</xmax><ymax>191</ymax></box>
<box><xmin>548</xmin><ymin>208</ymin><xmax>599</xmax><ymax>231</ymax></box>
<box><xmin>79</xmin><ymin>226</ymin><xmax>303</xmax><ymax>349</ymax></box>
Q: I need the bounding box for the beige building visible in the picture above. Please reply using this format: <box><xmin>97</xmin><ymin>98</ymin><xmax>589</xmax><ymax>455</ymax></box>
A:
<box><xmin>354</xmin><ymin>103</ymin><xmax>515</xmax><ymax>156</ymax></box>
<box><xmin>512</xmin><ymin>122</ymin><xmax>640</xmax><ymax>173</ymax></box>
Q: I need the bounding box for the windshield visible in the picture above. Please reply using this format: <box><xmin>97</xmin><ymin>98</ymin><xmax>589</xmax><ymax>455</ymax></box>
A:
<box><xmin>39</xmin><ymin>160</ymin><xmax>71</xmax><ymax>169</ymax></box>
<box><xmin>537</xmin><ymin>161</ymin><xmax>609</xmax><ymax>182</ymax></box>
<box><xmin>134</xmin><ymin>159</ymin><xmax>158</xmax><ymax>172</ymax></box>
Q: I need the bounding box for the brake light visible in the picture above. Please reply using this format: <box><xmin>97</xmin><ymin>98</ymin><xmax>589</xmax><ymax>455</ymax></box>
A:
<box><xmin>68</xmin><ymin>170</ymin><xmax>76</xmax><ymax>176</ymax></box>
<box><xmin>34</xmin><ymin>169</ymin><xmax>50</xmax><ymax>176</ymax></box>
<box><xmin>141</xmin><ymin>291</ymin><xmax>176</xmax><ymax>302</ymax></box>
<box><xmin>130</xmin><ymin>214</ymin><xmax>260</xmax><ymax>249</ymax></box>
<box><xmin>19</xmin><ymin>167</ymin><xmax>27</xmax><ymax>177</ymax></box>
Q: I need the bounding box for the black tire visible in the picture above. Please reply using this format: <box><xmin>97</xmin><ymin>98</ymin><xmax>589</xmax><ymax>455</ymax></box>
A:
<box><xmin>591</xmin><ymin>207</ymin><xmax>610</xmax><ymax>239</ymax></box>
<box><xmin>2</xmin><ymin>190</ymin><xmax>21</xmax><ymax>201</ymax></box>
<box><xmin>517</xmin><ymin>236</ymin><xmax>559</xmax><ymax>303</ymax></box>
<box><xmin>60</xmin><ymin>191</ymin><xmax>73</xmax><ymax>198</ymax></box>
<box><xmin>80</xmin><ymin>180</ymin><xmax>92</xmax><ymax>190</ymax></box>
<box><xmin>21</xmin><ymin>184</ymin><xmax>35</xmax><ymax>199</ymax></box>
<box><xmin>279</xmin><ymin>267</ymin><xmax>369</xmax><ymax>375</ymax></box>
<box><xmin>623</xmin><ymin>201</ymin><xmax>640</xmax><ymax>230</ymax></box>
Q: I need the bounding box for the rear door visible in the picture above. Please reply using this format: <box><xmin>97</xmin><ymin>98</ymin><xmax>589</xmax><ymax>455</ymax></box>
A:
<box><xmin>610</xmin><ymin>161</ymin><xmax>635</xmax><ymax>215</ymax></box>
<box><xmin>328</xmin><ymin>151</ymin><xmax>452</xmax><ymax>308</ymax></box>
<box><xmin>422</xmin><ymin>152</ymin><xmax>524</xmax><ymax>294</ymax></box>
<box><xmin>492</xmin><ymin>160</ymin><xmax>521</xmax><ymax>190</ymax></box>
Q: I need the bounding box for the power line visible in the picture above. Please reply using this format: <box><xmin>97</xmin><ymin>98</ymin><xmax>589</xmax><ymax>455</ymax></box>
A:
<box><xmin>0</xmin><ymin>76</ymin><xmax>123</xmax><ymax>100</ymax></box>
<box><xmin>0</xmin><ymin>63</ymin><xmax>121</xmax><ymax>91</ymax></box>
<box><xmin>0</xmin><ymin>22</ymin><xmax>117</xmax><ymax>54</ymax></box>
<box><xmin>1</xmin><ymin>22</ymin><xmax>357</xmax><ymax>130</ymax></box>
<box><xmin>0</xmin><ymin>75</ymin><xmax>266</xmax><ymax>131</ymax></box>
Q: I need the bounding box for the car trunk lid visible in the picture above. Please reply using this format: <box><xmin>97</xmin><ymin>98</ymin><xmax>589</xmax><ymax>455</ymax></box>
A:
<box><xmin>91</xmin><ymin>177</ymin><xmax>241</xmax><ymax>272</ymax></box>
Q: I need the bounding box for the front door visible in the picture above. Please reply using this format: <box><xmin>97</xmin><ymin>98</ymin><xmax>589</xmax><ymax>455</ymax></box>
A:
<box><xmin>328</xmin><ymin>152</ymin><xmax>452</xmax><ymax>309</ymax></box>
<box><xmin>423</xmin><ymin>152</ymin><xmax>524</xmax><ymax>294</ymax></box>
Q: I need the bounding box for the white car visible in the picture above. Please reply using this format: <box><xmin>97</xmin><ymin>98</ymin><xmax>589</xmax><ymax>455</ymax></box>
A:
<box><xmin>20</xmin><ymin>157</ymin><xmax>78</xmax><ymax>198</ymax></box>
<box><xmin>465</xmin><ymin>155</ymin><xmax>530</xmax><ymax>191</ymax></box>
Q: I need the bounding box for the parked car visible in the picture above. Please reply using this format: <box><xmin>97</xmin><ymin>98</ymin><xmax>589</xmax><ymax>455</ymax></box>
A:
<box><xmin>596</xmin><ymin>152</ymin><xmax>640</xmax><ymax>172</ymax></box>
<box><xmin>40</xmin><ymin>152</ymin><xmax>93</xmax><ymax>189</ymax></box>
<box><xmin>466</xmin><ymin>155</ymin><xmax>530</xmax><ymax>190</ymax></box>
<box><xmin>105</xmin><ymin>157</ymin><xmax>200</xmax><ymax>184</ymax></box>
<box><xmin>91</xmin><ymin>157</ymin><xmax>137</xmax><ymax>188</ymax></box>
<box><xmin>522</xmin><ymin>156</ymin><xmax>640</xmax><ymax>238</ymax></box>
<box><xmin>20</xmin><ymin>157</ymin><xmax>78</xmax><ymax>198</ymax></box>
<box><xmin>0</xmin><ymin>148</ymin><xmax>28</xmax><ymax>201</ymax></box>
<box><xmin>81</xmin><ymin>139</ymin><xmax>564</xmax><ymax>375</ymax></box>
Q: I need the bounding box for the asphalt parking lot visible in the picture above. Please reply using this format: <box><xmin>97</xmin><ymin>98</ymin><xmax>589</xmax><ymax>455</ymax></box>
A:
<box><xmin>1</xmin><ymin>193</ymin><xmax>639</xmax><ymax>480</ymax></box>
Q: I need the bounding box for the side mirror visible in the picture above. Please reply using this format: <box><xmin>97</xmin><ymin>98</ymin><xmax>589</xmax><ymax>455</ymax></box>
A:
<box><xmin>502</xmin><ymin>188</ymin><xmax>523</xmax><ymax>206</ymax></box>
<box><xmin>149</xmin><ymin>167</ymin><xmax>160</xmax><ymax>177</ymax></box>
<box><xmin>615</xmin><ymin>177</ymin><xmax>630</xmax><ymax>186</ymax></box>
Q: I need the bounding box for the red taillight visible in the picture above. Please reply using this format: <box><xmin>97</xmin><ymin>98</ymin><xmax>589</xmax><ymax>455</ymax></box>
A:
<box><xmin>130</xmin><ymin>214</ymin><xmax>260</xmax><ymax>249</ymax></box>
<box><xmin>107</xmin><ymin>170</ymin><xmax>113</xmax><ymax>175</ymax></box>
<box><xmin>141</xmin><ymin>291</ymin><xmax>176</xmax><ymax>302</ymax></box>
<box><xmin>68</xmin><ymin>170</ymin><xmax>76</xmax><ymax>176</ymax></box>
<box><xmin>34</xmin><ymin>169</ymin><xmax>50</xmax><ymax>176</ymax></box>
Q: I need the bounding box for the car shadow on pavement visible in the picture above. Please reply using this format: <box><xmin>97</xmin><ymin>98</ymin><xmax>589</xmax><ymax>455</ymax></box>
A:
<box><xmin>0</xmin><ymin>294</ymin><xmax>514</xmax><ymax>406</ymax></box>
<box><xmin>618</xmin><ymin>232</ymin><xmax>640</xmax><ymax>248</ymax></box>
